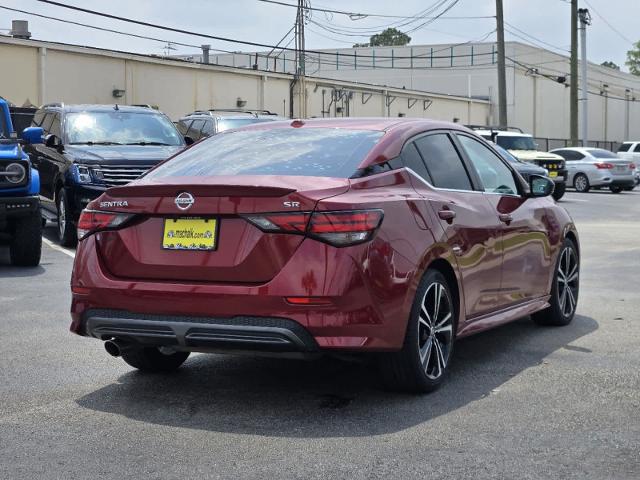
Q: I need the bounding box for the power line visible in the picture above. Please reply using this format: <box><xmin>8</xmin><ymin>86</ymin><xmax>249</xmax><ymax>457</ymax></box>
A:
<box><xmin>583</xmin><ymin>0</ymin><xmax>634</xmax><ymax>45</ymax></box>
<box><xmin>256</xmin><ymin>0</ymin><xmax>494</xmax><ymax>20</ymax></box>
<box><xmin>31</xmin><ymin>0</ymin><xmax>493</xmax><ymax>61</ymax></box>
<box><xmin>504</xmin><ymin>21</ymin><xmax>570</xmax><ymax>53</ymax></box>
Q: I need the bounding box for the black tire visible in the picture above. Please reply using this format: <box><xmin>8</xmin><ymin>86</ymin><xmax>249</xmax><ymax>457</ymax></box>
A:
<box><xmin>573</xmin><ymin>174</ymin><xmax>590</xmax><ymax>193</ymax></box>
<box><xmin>121</xmin><ymin>347</ymin><xmax>190</xmax><ymax>372</ymax></box>
<box><xmin>552</xmin><ymin>182</ymin><xmax>566</xmax><ymax>200</ymax></box>
<box><xmin>532</xmin><ymin>238</ymin><xmax>579</xmax><ymax>326</ymax></box>
<box><xmin>379</xmin><ymin>269</ymin><xmax>456</xmax><ymax>393</ymax></box>
<box><xmin>9</xmin><ymin>214</ymin><xmax>42</xmax><ymax>266</ymax></box>
<box><xmin>56</xmin><ymin>188</ymin><xmax>77</xmax><ymax>247</ymax></box>
<box><xmin>610</xmin><ymin>185</ymin><xmax>623</xmax><ymax>193</ymax></box>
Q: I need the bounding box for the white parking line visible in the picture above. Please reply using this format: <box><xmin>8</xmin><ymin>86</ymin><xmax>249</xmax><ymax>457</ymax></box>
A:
<box><xmin>42</xmin><ymin>237</ymin><xmax>76</xmax><ymax>259</ymax></box>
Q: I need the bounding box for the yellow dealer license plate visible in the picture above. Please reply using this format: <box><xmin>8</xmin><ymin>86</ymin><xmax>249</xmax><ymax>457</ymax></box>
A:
<box><xmin>548</xmin><ymin>171</ymin><xmax>558</xmax><ymax>178</ymax></box>
<box><xmin>162</xmin><ymin>218</ymin><xmax>217</xmax><ymax>251</ymax></box>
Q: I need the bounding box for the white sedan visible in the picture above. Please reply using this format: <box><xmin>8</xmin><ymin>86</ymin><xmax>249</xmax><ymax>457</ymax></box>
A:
<box><xmin>550</xmin><ymin>147</ymin><xmax>636</xmax><ymax>193</ymax></box>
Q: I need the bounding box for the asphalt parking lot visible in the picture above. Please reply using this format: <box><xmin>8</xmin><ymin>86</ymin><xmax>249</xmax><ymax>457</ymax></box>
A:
<box><xmin>1</xmin><ymin>190</ymin><xmax>639</xmax><ymax>480</ymax></box>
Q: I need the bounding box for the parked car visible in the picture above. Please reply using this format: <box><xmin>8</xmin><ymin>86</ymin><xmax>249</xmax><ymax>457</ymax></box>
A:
<box><xmin>550</xmin><ymin>147</ymin><xmax>636</xmax><ymax>193</ymax></box>
<box><xmin>492</xmin><ymin>143</ymin><xmax>551</xmax><ymax>183</ymax></box>
<box><xmin>616</xmin><ymin>142</ymin><xmax>640</xmax><ymax>188</ymax></box>
<box><xmin>176</xmin><ymin>109</ymin><xmax>285</xmax><ymax>141</ymax></box>
<box><xmin>469</xmin><ymin>126</ymin><xmax>568</xmax><ymax>201</ymax></box>
<box><xmin>24</xmin><ymin>104</ymin><xmax>188</xmax><ymax>246</ymax></box>
<box><xmin>70</xmin><ymin>119</ymin><xmax>580</xmax><ymax>393</ymax></box>
<box><xmin>0</xmin><ymin>98</ymin><xmax>44</xmax><ymax>266</ymax></box>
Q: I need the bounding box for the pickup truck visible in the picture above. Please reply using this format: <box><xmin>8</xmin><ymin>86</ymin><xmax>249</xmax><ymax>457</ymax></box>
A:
<box><xmin>0</xmin><ymin>98</ymin><xmax>44</xmax><ymax>265</ymax></box>
<box><xmin>616</xmin><ymin>142</ymin><xmax>640</xmax><ymax>189</ymax></box>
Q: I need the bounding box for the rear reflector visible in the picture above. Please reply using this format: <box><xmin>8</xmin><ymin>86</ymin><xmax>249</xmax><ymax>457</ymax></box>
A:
<box><xmin>243</xmin><ymin>209</ymin><xmax>384</xmax><ymax>247</ymax></box>
<box><xmin>285</xmin><ymin>296</ymin><xmax>333</xmax><ymax>306</ymax></box>
<box><xmin>77</xmin><ymin>209</ymin><xmax>133</xmax><ymax>240</ymax></box>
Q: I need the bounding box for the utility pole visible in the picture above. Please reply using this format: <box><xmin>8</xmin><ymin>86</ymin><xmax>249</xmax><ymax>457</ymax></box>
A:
<box><xmin>293</xmin><ymin>0</ymin><xmax>307</xmax><ymax>118</ymax></box>
<box><xmin>495</xmin><ymin>0</ymin><xmax>508</xmax><ymax>127</ymax></box>
<box><xmin>578</xmin><ymin>8</ymin><xmax>591</xmax><ymax>146</ymax></box>
<box><xmin>569</xmin><ymin>0</ymin><xmax>578</xmax><ymax>145</ymax></box>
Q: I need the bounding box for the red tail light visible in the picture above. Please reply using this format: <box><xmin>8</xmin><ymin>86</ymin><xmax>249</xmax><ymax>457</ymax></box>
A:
<box><xmin>594</xmin><ymin>163</ymin><xmax>614</xmax><ymax>169</ymax></box>
<box><xmin>77</xmin><ymin>209</ymin><xmax>133</xmax><ymax>240</ymax></box>
<box><xmin>630</xmin><ymin>163</ymin><xmax>636</xmax><ymax>169</ymax></box>
<box><xmin>243</xmin><ymin>209</ymin><xmax>384</xmax><ymax>247</ymax></box>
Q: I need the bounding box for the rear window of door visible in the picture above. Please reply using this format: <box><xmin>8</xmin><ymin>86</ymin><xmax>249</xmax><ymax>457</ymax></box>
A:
<box><xmin>176</xmin><ymin>119</ymin><xmax>191</xmax><ymax>135</ymax></box>
<box><xmin>401</xmin><ymin>142</ymin><xmax>432</xmax><ymax>184</ymax></box>
<box><xmin>617</xmin><ymin>143</ymin><xmax>631</xmax><ymax>152</ymax></box>
<box><xmin>634</xmin><ymin>144</ymin><xmax>640</xmax><ymax>153</ymax></box>
<box><xmin>456</xmin><ymin>135</ymin><xmax>518</xmax><ymax>195</ymax></box>
<box><xmin>414</xmin><ymin>134</ymin><xmax>473</xmax><ymax>190</ymax></box>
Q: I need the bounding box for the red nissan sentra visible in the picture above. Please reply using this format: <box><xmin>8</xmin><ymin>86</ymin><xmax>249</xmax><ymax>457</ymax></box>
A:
<box><xmin>70</xmin><ymin>118</ymin><xmax>579</xmax><ymax>392</ymax></box>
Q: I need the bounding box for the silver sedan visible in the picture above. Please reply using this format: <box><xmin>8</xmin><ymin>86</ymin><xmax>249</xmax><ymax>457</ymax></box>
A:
<box><xmin>550</xmin><ymin>147</ymin><xmax>636</xmax><ymax>193</ymax></box>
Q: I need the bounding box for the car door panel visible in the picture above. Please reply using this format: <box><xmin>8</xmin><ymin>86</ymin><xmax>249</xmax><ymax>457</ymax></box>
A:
<box><xmin>409</xmin><ymin>132</ymin><xmax>504</xmax><ymax>321</ymax></box>
<box><xmin>456</xmin><ymin>133</ymin><xmax>552</xmax><ymax>306</ymax></box>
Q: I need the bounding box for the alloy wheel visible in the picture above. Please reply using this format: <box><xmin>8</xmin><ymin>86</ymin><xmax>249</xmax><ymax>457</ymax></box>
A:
<box><xmin>574</xmin><ymin>175</ymin><xmax>588</xmax><ymax>192</ymax></box>
<box><xmin>557</xmin><ymin>246</ymin><xmax>579</xmax><ymax>317</ymax></box>
<box><xmin>418</xmin><ymin>282</ymin><xmax>454</xmax><ymax>380</ymax></box>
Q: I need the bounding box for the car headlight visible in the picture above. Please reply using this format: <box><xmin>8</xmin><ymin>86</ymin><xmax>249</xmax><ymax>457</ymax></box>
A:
<box><xmin>73</xmin><ymin>164</ymin><xmax>92</xmax><ymax>183</ymax></box>
<box><xmin>4</xmin><ymin>162</ymin><xmax>27</xmax><ymax>184</ymax></box>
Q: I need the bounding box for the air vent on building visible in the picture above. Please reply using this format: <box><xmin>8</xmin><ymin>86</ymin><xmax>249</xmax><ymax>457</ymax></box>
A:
<box><xmin>10</xmin><ymin>20</ymin><xmax>31</xmax><ymax>39</ymax></box>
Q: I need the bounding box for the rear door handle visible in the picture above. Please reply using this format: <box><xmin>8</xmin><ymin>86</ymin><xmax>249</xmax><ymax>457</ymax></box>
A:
<box><xmin>438</xmin><ymin>209</ymin><xmax>456</xmax><ymax>223</ymax></box>
<box><xmin>499</xmin><ymin>213</ymin><xmax>513</xmax><ymax>224</ymax></box>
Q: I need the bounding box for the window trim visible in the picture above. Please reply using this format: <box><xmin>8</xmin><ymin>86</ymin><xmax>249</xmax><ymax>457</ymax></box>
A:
<box><xmin>452</xmin><ymin>132</ymin><xmax>525</xmax><ymax>197</ymax></box>
<box><xmin>402</xmin><ymin>129</ymin><xmax>482</xmax><ymax>193</ymax></box>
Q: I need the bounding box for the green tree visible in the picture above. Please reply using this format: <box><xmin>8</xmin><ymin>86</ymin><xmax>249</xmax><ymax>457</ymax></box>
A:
<box><xmin>626</xmin><ymin>40</ymin><xmax>640</xmax><ymax>75</ymax></box>
<box><xmin>601</xmin><ymin>60</ymin><xmax>620</xmax><ymax>70</ymax></box>
<box><xmin>353</xmin><ymin>28</ymin><xmax>411</xmax><ymax>48</ymax></box>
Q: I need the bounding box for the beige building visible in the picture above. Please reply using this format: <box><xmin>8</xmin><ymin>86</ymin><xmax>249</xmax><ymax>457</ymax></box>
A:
<box><xmin>205</xmin><ymin>41</ymin><xmax>640</xmax><ymax>146</ymax></box>
<box><xmin>0</xmin><ymin>35</ymin><xmax>488</xmax><ymax>125</ymax></box>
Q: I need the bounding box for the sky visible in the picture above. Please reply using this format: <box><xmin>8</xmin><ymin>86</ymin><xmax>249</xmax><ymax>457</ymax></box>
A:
<box><xmin>1</xmin><ymin>0</ymin><xmax>637</xmax><ymax>73</ymax></box>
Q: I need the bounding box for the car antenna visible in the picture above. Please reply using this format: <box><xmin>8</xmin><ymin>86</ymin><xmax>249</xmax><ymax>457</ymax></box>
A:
<box><xmin>114</xmin><ymin>104</ymin><xmax>119</xmax><ymax>111</ymax></box>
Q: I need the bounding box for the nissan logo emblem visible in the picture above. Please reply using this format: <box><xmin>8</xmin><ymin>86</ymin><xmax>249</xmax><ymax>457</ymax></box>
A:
<box><xmin>175</xmin><ymin>192</ymin><xmax>195</xmax><ymax>210</ymax></box>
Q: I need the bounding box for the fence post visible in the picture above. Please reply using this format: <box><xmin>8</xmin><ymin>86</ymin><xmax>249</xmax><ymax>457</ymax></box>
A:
<box><xmin>392</xmin><ymin>49</ymin><xmax>395</xmax><ymax>68</ymax></box>
<box><xmin>373</xmin><ymin>49</ymin><xmax>376</xmax><ymax>68</ymax></box>
<box><xmin>471</xmin><ymin>45</ymin><xmax>474</xmax><ymax>66</ymax></box>
<box><xmin>430</xmin><ymin>47</ymin><xmax>433</xmax><ymax>67</ymax></box>
<box><xmin>410</xmin><ymin>47</ymin><xmax>413</xmax><ymax>69</ymax></box>
<box><xmin>450</xmin><ymin>46</ymin><xmax>454</xmax><ymax>67</ymax></box>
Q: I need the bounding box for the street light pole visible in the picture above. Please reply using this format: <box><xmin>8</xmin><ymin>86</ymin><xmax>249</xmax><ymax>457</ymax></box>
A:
<box><xmin>570</xmin><ymin>0</ymin><xmax>578</xmax><ymax>145</ymax></box>
<box><xmin>578</xmin><ymin>8</ymin><xmax>591</xmax><ymax>146</ymax></box>
<box><xmin>495</xmin><ymin>0</ymin><xmax>508</xmax><ymax>127</ymax></box>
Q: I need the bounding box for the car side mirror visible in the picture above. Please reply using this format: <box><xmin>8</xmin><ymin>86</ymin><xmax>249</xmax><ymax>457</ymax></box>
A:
<box><xmin>527</xmin><ymin>174</ymin><xmax>555</xmax><ymax>198</ymax></box>
<box><xmin>45</xmin><ymin>134</ymin><xmax>62</xmax><ymax>149</ymax></box>
<box><xmin>22</xmin><ymin>127</ymin><xmax>44</xmax><ymax>145</ymax></box>
<box><xmin>184</xmin><ymin>135</ymin><xmax>195</xmax><ymax>146</ymax></box>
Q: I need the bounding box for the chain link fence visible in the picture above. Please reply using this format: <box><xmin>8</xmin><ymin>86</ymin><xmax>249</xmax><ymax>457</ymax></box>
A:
<box><xmin>534</xmin><ymin>137</ymin><xmax>621</xmax><ymax>153</ymax></box>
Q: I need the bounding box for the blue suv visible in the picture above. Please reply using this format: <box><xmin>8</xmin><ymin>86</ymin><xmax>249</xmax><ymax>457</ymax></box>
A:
<box><xmin>0</xmin><ymin>98</ymin><xmax>44</xmax><ymax>266</ymax></box>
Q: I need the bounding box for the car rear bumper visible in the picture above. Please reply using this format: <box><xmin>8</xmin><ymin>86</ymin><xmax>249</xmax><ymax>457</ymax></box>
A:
<box><xmin>70</xmin><ymin>234</ymin><xmax>420</xmax><ymax>352</ymax></box>
<box><xmin>81</xmin><ymin>308</ymin><xmax>319</xmax><ymax>354</ymax></box>
<box><xmin>0</xmin><ymin>195</ymin><xmax>39</xmax><ymax>220</ymax></box>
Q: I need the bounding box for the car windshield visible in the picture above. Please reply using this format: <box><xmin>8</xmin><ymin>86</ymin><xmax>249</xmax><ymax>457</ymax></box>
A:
<box><xmin>588</xmin><ymin>149</ymin><xmax>618</xmax><ymax>159</ymax></box>
<box><xmin>0</xmin><ymin>108</ymin><xmax>8</xmax><ymax>138</ymax></box>
<box><xmin>216</xmin><ymin>117</ymin><xmax>279</xmax><ymax>132</ymax></box>
<box><xmin>65</xmin><ymin>111</ymin><xmax>184</xmax><ymax>146</ymax></box>
<box><xmin>146</xmin><ymin>127</ymin><xmax>383</xmax><ymax>179</ymax></box>
<box><xmin>496</xmin><ymin>135</ymin><xmax>537</xmax><ymax>151</ymax></box>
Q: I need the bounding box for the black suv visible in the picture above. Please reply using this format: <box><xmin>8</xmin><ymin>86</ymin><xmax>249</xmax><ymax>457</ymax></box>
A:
<box><xmin>24</xmin><ymin>104</ymin><xmax>187</xmax><ymax>246</ymax></box>
<box><xmin>176</xmin><ymin>109</ymin><xmax>285</xmax><ymax>141</ymax></box>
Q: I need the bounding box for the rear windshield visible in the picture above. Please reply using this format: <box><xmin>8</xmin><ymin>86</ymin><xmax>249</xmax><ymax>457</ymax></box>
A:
<box><xmin>617</xmin><ymin>143</ymin><xmax>631</xmax><ymax>152</ymax></box>
<box><xmin>588</xmin><ymin>149</ymin><xmax>618</xmax><ymax>159</ymax></box>
<box><xmin>146</xmin><ymin>128</ymin><xmax>383</xmax><ymax>179</ymax></box>
<box><xmin>216</xmin><ymin>117</ymin><xmax>279</xmax><ymax>132</ymax></box>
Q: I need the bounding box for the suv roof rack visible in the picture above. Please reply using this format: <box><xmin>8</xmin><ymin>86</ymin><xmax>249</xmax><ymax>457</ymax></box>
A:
<box><xmin>42</xmin><ymin>102</ymin><xmax>64</xmax><ymax>109</ymax></box>
<box><xmin>187</xmin><ymin>108</ymin><xmax>278</xmax><ymax>117</ymax></box>
<box><xmin>465</xmin><ymin>124</ymin><xmax>524</xmax><ymax>133</ymax></box>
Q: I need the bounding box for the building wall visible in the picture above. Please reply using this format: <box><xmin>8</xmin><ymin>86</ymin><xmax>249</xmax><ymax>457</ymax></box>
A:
<box><xmin>0</xmin><ymin>37</ymin><xmax>487</xmax><ymax>125</ymax></box>
<box><xmin>207</xmin><ymin>42</ymin><xmax>640</xmax><ymax>142</ymax></box>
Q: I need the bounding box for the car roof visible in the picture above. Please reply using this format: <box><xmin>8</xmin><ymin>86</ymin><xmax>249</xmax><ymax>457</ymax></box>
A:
<box><xmin>41</xmin><ymin>104</ymin><xmax>159</xmax><ymax>114</ymax></box>
<box><xmin>238</xmin><ymin>117</ymin><xmax>469</xmax><ymax>133</ymax></box>
<box><xmin>551</xmin><ymin>147</ymin><xmax>612</xmax><ymax>153</ymax></box>
<box><xmin>475</xmin><ymin>130</ymin><xmax>532</xmax><ymax>137</ymax></box>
